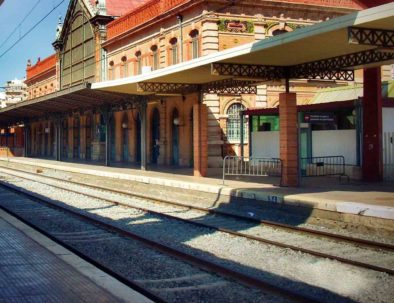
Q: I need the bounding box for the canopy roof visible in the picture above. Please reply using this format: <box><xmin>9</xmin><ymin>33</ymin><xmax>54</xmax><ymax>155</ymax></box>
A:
<box><xmin>0</xmin><ymin>84</ymin><xmax>134</xmax><ymax>127</ymax></box>
<box><xmin>93</xmin><ymin>2</ymin><xmax>394</xmax><ymax>94</ymax></box>
<box><xmin>0</xmin><ymin>3</ymin><xmax>393</xmax><ymax>127</ymax></box>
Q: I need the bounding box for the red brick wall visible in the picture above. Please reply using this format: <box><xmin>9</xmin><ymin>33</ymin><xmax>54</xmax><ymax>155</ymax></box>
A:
<box><xmin>279</xmin><ymin>93</ymin><xmax>298</xmax><ymax>187</ymax></box>
<box><xmin>193</xmin><ymin>103</ymin><xmax>208</xmax><ymax>177</ymax></box>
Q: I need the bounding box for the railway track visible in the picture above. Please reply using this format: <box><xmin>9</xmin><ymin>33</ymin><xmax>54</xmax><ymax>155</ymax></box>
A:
<box><xmin>0</xmin><ymin>166</ymin><xmax>393</xmax><ymax>277</ymax></box>
<box><xmin>0</xmin><ymin>174</ymin><xmax>318</xmax><ymax>303</ymax></box>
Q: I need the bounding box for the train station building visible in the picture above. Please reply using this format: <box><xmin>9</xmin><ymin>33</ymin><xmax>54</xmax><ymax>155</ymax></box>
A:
<box><xmin>0</xmin><ymin>0</ymin><xmax>393</xmax><ymax>187</ymax></box>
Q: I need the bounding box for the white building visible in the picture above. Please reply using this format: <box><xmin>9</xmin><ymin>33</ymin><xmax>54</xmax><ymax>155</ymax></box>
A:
<box><xmin>1</xmin><ymin>79</ymin><xmax>28</xmax><ymax>108</ymax></box>
<box><xmin>0</xmin><ymin>91</ymin><xmax>6</xmax><ymax>108</ymax></box>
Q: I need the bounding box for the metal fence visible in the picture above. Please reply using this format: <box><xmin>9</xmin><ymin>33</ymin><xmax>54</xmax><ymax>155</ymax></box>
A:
<box><xmin>383</xmin><ymin>131</ymin><xmax>394</xmax><ymax>181</ymax></box>
<box><xmin>222</xmin><ymin>156</ymin><xmax>282</xmax><ymax>184</ymax></box>
<box><xmin>300</xmin><ymin>155</ymin><xmax>348</xmax><ymax>181</ymax></box>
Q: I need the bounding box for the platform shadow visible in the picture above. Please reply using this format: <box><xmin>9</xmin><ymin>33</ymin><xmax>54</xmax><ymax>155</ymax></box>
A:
<box><xmin>0</xmin><ymin>183</ymin><xmax>369</xmax><ymax>303</ymax></box>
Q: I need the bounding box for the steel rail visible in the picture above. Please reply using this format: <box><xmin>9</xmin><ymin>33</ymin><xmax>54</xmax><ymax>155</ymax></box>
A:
<box><xmin>0</xmin><ymin>167</ymin><xmax>393</xmax><ymax>276</ymax></box>
<box><xmin>0</xmin><ymin>164</ymin><xmax>392</xmax><ymax>251</ymax></box>
<box><xmin>0</xmin><ymin>180</ymin><xmax>318</xmax><ymax>303</ymax></box>
<box><xmin>0</xmin><ymin>188</ymin><xmax>167</xmax><ymax>303</ymax></box>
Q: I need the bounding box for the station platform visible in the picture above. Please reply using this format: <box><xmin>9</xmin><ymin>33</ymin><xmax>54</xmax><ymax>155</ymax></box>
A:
<box><xmin>0</xmin><ymin>209</ymin><xmax>152</xmax><ymax>303</ymax></box>
<box><xmin>0</xmin><ymin>157</ymin><xmax>393</xmax><ymax>229</ymax></box>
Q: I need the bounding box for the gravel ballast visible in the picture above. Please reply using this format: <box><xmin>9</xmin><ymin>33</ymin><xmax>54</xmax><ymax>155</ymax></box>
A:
<box><xmin>0</xmin><ymin>171</ymin><xmax>393</xmax><ymax>303</ymax></box>
<box><xmin>0</xmin><ymin>186</ymin><xmax>278</xmax><ymax>303</ymax></box>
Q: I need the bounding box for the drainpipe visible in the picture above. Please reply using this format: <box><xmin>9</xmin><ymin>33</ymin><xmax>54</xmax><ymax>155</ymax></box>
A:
<box><xmin>177</xmin><ymin>14</ymin><xmax>183</xmax><ymax>63</ymax></box>
<box><xmin>100</xmin><ymin>108</ymin><xmax>111</xmax><ymax>167</ymax></box>
<box><xmin>102</xmin><ymin>48</ymin><xmax>107</xmax><ymax>81</ymax></box>
<box><xmin>140</xmin><ymin>100</ymin><xmax>147</xmax><ymax>171</ymax></box>
<box><xmin>23</xmin><ymin>123</ymin><xmax>28</xmax><ymax>157</ymax></box>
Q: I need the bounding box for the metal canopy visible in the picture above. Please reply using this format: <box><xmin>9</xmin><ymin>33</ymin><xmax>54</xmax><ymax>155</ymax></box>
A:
<box><xmin>0</xmin><ymin>83</ymin><xmax>137</xmax><ymax>127</ymax></box>
<box><xmin>137</xmin><ymin>78</ymin><xmax>259</xmax><ymax>95</ymax></box>
<box><xmin>1</xmin><ymin>4</ymin><xmax>394</xmax><ymax>127</ymax></box>
<box><xmin>93</xmin><ymin>3</ymin><xmax>394</xmax><ymax>94</ymax></box>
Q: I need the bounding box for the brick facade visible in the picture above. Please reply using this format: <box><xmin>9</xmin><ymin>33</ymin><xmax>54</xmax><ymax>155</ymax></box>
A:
<box><xmin>102</xmin><ymin>0</ymin><xmax>359</xmax><ymax>169</ymax></box>
<box><xmin>279</xmin><ymin>93</ymin><xmax>299</xmax><ymax>187</ymax></box>
<box><xmin>25</xmin><ymin>55</ymin><xmax>57</xmax><ymax>100</ymax></box>
<box><xmin>6</xmin><ymin>0</ymin><xmax>373</xmax><ymax>182</ymax></box>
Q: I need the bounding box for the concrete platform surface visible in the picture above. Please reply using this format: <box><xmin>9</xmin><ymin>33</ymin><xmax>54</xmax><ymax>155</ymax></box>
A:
<box><xmin>0</xmin><ymin>209</ymin><xmax>153</xmax><ymax>303</ymax></box>
<box><xmin>0</xmin><ymin>157</ymin><xmax>393</xmax><ymax>221</ymax></box>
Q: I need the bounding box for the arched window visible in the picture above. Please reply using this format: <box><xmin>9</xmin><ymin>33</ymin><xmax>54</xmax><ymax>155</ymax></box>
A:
<box><xmin>272</xmin><ymin>29</ymin><xmax>288</xmax><ymax>36</ymax></box>
<box><xmin>226</xmin><ymin>103</ymin><xmax>248</xmax><ymax>142</ymax></box>
<box><xmin>189</xmin><ymin>30</ymin><xmax>199</xmax><ymax>59</ymax></box>
<box><xmin>170</xmin><ymin>38</ymin><xmax>178</xmax><ymax>65</ymax></box>
<box><xmin>121</xmin><ymin>56</ymin><xmax>128</xmax><ymax>77</ymax></box>
<box><xmin>60</xmin><ymin>12</ymin><xmax>95</xmax><ymax>89</ymax></box>
<box><xmin>135</xmin><ymin>51</ymin><xmax>142</xmax><ymax>75</ymax></box>
<box><xmin>151</xmin><ymin>45</ymin><xmax>159</xmax><ymax>70</ymax></box>
<box><xmin>108</xmin><ymin>61</ymin><xmax>114</xmax><ymax>80</ymax></box>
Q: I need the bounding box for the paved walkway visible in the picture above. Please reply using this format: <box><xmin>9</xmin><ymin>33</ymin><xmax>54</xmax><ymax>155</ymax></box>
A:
<box><xmin>0</xmin><ymin>209</ymin><xmax>152</xmax><ymax>303</ymax></box>
<box><xmin>0</xmin><ymin>157</ymin><xmax>393</xmax><ymax>221</ymax></box>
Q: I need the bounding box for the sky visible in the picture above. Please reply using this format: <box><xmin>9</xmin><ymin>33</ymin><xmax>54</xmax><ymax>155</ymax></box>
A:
<box><xmin>0</xmin><ymin>0</ymin><xmax>69</xmax><ymax>88</ymax></box>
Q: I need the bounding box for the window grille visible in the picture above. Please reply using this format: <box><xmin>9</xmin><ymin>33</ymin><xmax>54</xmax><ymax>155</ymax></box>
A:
<box><xmin>170</xmin><ymin>38</ymin><xmax>178</xmax><ymax>65</ymax></box>
<box><xmin>190</xmin><ymin>30</ymin><xmax>199</xmax><ymax>59</ymax></box>
<box><xmin>136</xmin><ymin>51</ymin><xmax>142</xmax><ymax>75</ymax></box>
<box><xmin>121</xmin><ymin>56</ymin><xmax>128</xmax><ymax>77</ymax></box>
<box><xmin>226</xmin><ymin>103</ymin><xmax>248</xmax><ymax>142</ymax></box>
<box><xmin>108</xmin><ymin>61</ymin><xmax>114</xmax><ymax>80</ymax></box>
<box><xmin>151</xmin><ymin>45</ymin><xmax>159</xmax><ymax>70</ymax></box>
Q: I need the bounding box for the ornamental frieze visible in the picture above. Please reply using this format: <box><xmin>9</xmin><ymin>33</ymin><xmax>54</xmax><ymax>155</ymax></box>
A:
<box><xmin>265</xmin><ymin>21</ymin><xmax>306</xmax><ymax>35</ymax></box>
<box><xmin>218</xmin><ymin>19</ymin><xmax>254</xmax><ymax>33</ymax></box>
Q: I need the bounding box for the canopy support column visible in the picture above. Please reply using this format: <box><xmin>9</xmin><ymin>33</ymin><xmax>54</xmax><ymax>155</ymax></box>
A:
<box><xmin>140</xmin><ymin>100</ymin><xmax>147</xmax><ymax>171</ymax></box>
<box><xmin>240</xmin><ymin>111</ymin><xmax>244</xmax><ymax>158</ymax></box>
<box><xmin>279</xmin><ymin>92</ymin><xmax>299</xmax><ymax>187</ymax></box>
<box><xmin>80</xmin><ymin>115</ymin><xmax>87</xmax><ymax>160</ymax></box>
<box><xmin>193</xmin><ymin>92</ymin><xmax>208</xmax><ymax>177</ymax></box>
<box><xmin>54</xmin><ymin>119</ymin><xmax>61</xmax><ymax>161</ymax></box>
<box><xmin>362</xmin><ymin>67</ymin><xmax>383</xmax><ymax>181</ymax></box>
<box><xmin>23</xmin><ymin>124</ymin><xmax>29</xmax><ymax>157</ymax></box>
<box><xmin>101</xmin><ymin>109</ymin><xmax>111</xmax><ymax>167</ymax></box>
